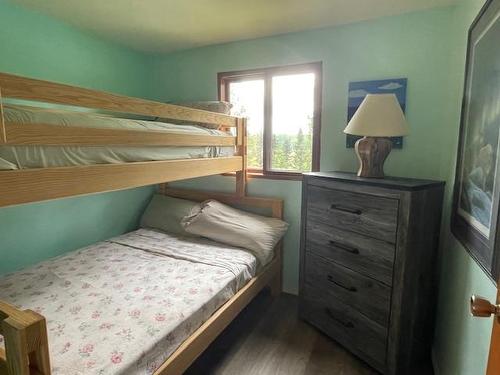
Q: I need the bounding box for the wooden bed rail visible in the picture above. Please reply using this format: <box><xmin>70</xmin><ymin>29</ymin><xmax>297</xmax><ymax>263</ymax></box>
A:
<box><xmin>0</xmin><ymin>301</ymin><xmax>51</xmax><ymax>375</ymax></box>
<box><xmin>2</xmin><ymin>121</ymin><xmax>236</xmax><ymax>147</ymax></box>
<box><xmin>162</xmin><ymin>186</ymin><xmax>282</xmax><ymax>219</ymax></box>
<box><xmin>0</xmin><ymin>75</ymin><xmax>239</xmax><ymax>148</ymax></box>
<box><xmin>0</xmin><ymin>88</ymin><xmax>6</xmax><ymax>143</ymax></box>
<box><xmin>0</xmin><ymin>157</ymin><xmax>243</xmax><ymax>208</ymax></box>
<box><xmin>0</xmin><ymin>72</ymin><xmax>237</xmax><ymax>127</ymax></box>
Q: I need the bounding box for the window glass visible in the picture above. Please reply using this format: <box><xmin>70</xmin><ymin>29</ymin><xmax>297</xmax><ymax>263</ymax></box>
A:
<box><xmin>271</xmin><ymin>73</ymin><xmax>315</xmax><ymax>172</ymax></box>
<box><xmin>219</xmin><ymin>64</ymin><xmax>321</xmax><ymax>177</ymax></box>
<box><xmin>229</xmin><ymin>79</ymin><xmax>265</xmax><ymax>169</ymax></box>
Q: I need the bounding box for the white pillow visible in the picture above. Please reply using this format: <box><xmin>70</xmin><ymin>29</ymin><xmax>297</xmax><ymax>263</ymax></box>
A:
<box><xmin>181</xmin><ymin>200</ymin><xmax>288</xmax><ymax>265</ymax></box>
<box><xmin>140</xmin><ymin>194</ymin><xmax>201</xmax><ymax>236</ymax></box>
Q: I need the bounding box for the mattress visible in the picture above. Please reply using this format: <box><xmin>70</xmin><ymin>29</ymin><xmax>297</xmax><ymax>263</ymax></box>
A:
<box><xmin>0</xmin><ymin>229</ymin><xmax>257</xmax><ymax>374</ymax></box>
<box><xmin>0</xmin><ymin>105</ymin><xmax>235</xmax><ymax>170</ymax></box>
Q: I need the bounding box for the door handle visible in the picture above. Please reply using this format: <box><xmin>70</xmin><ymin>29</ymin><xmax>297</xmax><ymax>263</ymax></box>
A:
<box><xmin>470</xmin><ymin>295</ymin><xmax>500</xmax><ymax>318</ymax></box>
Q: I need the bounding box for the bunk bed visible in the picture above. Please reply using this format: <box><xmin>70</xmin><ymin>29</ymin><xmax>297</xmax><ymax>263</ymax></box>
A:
<box><xmin>0</xmin><ymin>73</ymin><xmax>283</xmax><ymax>375</ymax></box>
<box><xmin>0</xmin><ymin>72</ymin><xmax>248</xmax><ymax>206</ymax></box>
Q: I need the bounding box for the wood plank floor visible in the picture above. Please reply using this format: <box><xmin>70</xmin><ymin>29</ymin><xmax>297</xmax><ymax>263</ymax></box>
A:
<box><xmin>186</xmin><ymin>291</ymin><xmax>383</xmax><ymax>375</ymax></box>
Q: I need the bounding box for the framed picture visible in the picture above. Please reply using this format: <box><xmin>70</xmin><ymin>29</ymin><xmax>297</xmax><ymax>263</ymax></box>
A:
<box><xmin>451</xmin><ymin>0</ymin><xmax>500</xmax><ymax>281</ymax></box>
<box><xmin>346</xmin><ymin>78</ymin><xmax>407</xmax><ymax>148</ymax></box>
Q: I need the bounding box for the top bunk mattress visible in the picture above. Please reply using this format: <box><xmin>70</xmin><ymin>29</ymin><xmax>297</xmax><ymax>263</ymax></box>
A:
<box><xmin>0</xmin><ymin>105</ymin><xmax>235</xmax><ymax>170</ymax></box>
<box><xmin>0</xmin><ymin>228</ymin><xmax>257</xmax><ymax>375</ymax></box>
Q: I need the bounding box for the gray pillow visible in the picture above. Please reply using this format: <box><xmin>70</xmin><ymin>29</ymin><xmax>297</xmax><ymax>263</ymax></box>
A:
<box><xmin>140</xmin><ymin>194</ymin><xmax>201</xmax><ymax>236</ymax></box>
<box><xmin>181</xmin><ymin>200</ymin><xmax>289</xmax><ymax>265</ymax></box>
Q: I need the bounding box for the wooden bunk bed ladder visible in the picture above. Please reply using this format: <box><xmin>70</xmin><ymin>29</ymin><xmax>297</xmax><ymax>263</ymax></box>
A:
<box><xmin>0</xmin><ymin>301</ymin><xmax>51</xmax><ymax>375</ymax></box>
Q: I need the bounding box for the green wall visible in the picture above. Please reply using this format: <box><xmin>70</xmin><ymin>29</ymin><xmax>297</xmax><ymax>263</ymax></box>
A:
<box><xmin>432</xmin><ymin>1</ymin><xmax>497</xmax><ymax>375</ymax></box>
<box><xmin>150</xmin><ymin>4</ymin><xmax>498</xmax><ymax>373</ymax></box>
<box><xmin>0</xmin><ymin>0</ymin><xmax>155</xmax><ymax>274</ymax></box>
<box><xmin>1</xmin><ymin>1</ymin><xmax>497</xmax><ymax>373</ymax></box>
<box><xmin>150</xmin><ymin>8</ymin><xmax>454</xmax><ymax>294</ymax></box>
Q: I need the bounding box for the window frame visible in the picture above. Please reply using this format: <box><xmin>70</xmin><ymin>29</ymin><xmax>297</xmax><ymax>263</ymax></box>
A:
<box><xmin>218</xmin><ymin>62</ymin><xmax>322</xmax><ymax>180</ymax></box>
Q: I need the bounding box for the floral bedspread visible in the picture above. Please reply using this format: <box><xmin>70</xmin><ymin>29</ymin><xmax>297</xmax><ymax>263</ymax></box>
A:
<box><xmin>0</xmin><ymin>229</ymin><xmax>257</xmax><ymax>374</ymax></box>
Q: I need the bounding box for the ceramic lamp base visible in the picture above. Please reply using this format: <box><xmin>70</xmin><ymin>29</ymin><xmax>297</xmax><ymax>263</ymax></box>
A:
<box><xmin>354</xmin><ymin>136</ymin><xmax>392</xmax><ymax>178</ymax></box>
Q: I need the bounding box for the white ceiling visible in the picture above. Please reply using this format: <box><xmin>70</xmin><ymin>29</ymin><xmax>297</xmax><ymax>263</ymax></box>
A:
<box><xmin>11</xmin><ymin>0</ymin><xmax>457</xmax><ymax>53</ymax></box>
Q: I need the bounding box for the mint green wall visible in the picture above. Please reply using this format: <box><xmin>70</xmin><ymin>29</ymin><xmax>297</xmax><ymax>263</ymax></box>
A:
<box><xmin>432</xmin><ymin>1</ymin><xmax>498</xmax><ymax>375</ymax></box>
<box><xmin>150</xmin><ymin>8</ymin><xmax>454</xmax><ymax>294</ymax></box>
<box><xmin>0</xmin><ymin>0</ymin><xmax>154</xmax><ymax>275</ymax></box>
<box><xmin>150</xmin><ymin>5</ymin><xmax>499</xmax><ymax>373</ymax></box>
<box><xmin>0</xmin><ymin>0</ymin><xmax>151</xmax><ymax>97</ymax></box>
<box><xmin>1</xmin><ymin>1</ymin><xmax>496</xmax><ymax>373</ymax></box>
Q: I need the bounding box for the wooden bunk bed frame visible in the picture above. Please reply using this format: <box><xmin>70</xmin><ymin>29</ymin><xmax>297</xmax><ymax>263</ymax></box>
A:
<box><xmin>0</xmin><ymin>73</ymin><xmax>283</xmax><ymax>375</ymax></box>
<box><xmin>0</xmin><ymin>72</ymin><xmax>248</xmax><ymax>207</ymax></box>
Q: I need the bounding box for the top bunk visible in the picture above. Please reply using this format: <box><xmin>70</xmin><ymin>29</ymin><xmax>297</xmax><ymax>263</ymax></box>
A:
<box><xmin>0</xmin><ymin>72</ymin><xmax>248</xmax><ymax>208</ymax></box>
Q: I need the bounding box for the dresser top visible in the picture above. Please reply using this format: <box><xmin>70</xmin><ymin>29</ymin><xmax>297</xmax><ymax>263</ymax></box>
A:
<box><xmin>303</xmin><ymin>171</ymin><xmax>445</xmax><ymax>191</ymax></box>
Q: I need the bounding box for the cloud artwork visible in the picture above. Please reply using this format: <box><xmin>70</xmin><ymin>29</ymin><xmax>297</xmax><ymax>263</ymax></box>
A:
<box><xmin>378</xmin><ymin>82</ymin><xmax>404</xmax><ymax>90</ymax></box>
<box><xmin>348</xmin><ymin>89</ymin><xmax>370</xmax><ymax>98</ymax></box>
<box><xmin>346</xmin><ymin>78</ymin><xmax>407</xmax><ymax>149</ymax></box>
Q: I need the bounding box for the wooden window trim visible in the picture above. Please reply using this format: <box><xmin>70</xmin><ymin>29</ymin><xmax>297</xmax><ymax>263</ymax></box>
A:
<box><xmin>218</xmin><ymin>62</ymin><xmax>322</xmax><ymax>180</ymax></box>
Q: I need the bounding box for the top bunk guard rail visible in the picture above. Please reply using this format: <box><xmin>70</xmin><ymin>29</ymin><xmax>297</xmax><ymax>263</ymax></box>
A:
<box><xmin>0</xmin><ymin>73</ymin><xmax>237</xmax><ymax>127</ymax></box>
<box><xmin>0</xmin><ymin>73</ymin><xmax>247</xmax><ymax>208</ymax></box>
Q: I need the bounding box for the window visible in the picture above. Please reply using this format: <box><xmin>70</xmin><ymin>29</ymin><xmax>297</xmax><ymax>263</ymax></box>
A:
<box><xmin>218</xmin><ymin>63</ymin><xmax>322</xmax><ymax>179</ymax></box>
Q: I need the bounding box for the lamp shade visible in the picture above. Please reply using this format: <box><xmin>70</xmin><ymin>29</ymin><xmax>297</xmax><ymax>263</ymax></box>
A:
<box><xmin>343</xmin><ymin>94</ymin><xmax>409</xmax><ymax>137</ymax></box>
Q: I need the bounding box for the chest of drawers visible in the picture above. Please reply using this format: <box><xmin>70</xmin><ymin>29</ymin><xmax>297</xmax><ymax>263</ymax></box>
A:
<box><xmin>299</xmin><ymin>172</ymin><xmax>444</xmax><ymax>374</ymax></box>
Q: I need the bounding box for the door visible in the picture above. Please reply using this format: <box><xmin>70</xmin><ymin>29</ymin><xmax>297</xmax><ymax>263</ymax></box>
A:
<box><xmin>471</xmin><ymin>289</ymin><xmax>500</xmax><ymax>374</ymax></box>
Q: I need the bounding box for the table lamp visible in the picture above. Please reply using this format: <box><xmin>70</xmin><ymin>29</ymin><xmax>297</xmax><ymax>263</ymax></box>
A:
<box><xmin>344</xmin><ymin>93</ymin><xmax>409</xmax><ymax>178</ymax></box>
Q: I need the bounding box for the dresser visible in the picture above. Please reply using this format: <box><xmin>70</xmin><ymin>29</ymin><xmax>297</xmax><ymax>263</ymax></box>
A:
<box><xmin>299</xmin><ymin>172</ymin><xmax>445</xmax><ymax>374</ymax></box>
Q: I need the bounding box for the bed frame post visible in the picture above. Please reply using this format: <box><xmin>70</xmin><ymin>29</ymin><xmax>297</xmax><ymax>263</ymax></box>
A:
<box><xmin>0</xmin><ymin>301</ymin><xmax>51</xmax><ymax>375</ymax></box>
<box><xmin>268</xmin><ymin>243</ymin><xmax>283</xmax><ymax>297</ymax></box>
<box><xmin>235</xmin><ymin>117</ymin><xmax>247</xmax><ymax>197</ymax></box>
<box><xmin>0</xmin><ymin>88</ymin><xmax>6</xmax><ymax>144</ymax></box>
<box><xmin>269</xmin><ymin>201</ymin><xmax>284</xmax><ymax>297</ymax></box>
<box><xmin>158</xmin><ymin>183</ymin><xmax>167</xmax><ymax>195</ymax></box>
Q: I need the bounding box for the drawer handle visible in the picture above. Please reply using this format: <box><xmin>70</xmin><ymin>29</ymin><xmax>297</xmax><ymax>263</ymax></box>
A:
<box><xmin>327</xmin><ymin>275</ymin><xmax>357</xmax><ymax>292</ymax></box>
<box><xmin>325</xmin><ymin>308</ymin><xmax>354</xmax><ymax>328</ymax></box>
<box><xmin>330</xmin><ymin>204</ymin><xmax>362</xmax><ymax>215</ymax></box>
<box><xmin>328</xmin><ymin>240</ymin><xmax>360</xmax><ymax>254</ymax></box>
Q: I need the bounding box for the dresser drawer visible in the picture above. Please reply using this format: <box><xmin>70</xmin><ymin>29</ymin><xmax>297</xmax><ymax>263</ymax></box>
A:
<box><xmin>306</xmin><ymin>185</ymin><xmax>399</xmax><ymax>243</ymax></box>
<box><xmin>306</xmin><ymin>220</ymin><xmax>395</xmax><ymax>285</ymax></box>
<box><xmin>300</xmin><ymin>284</ymin><xmax>387</xmax><ymax>371</ymax></box>
<box><xmin>303</xmin><ymin>252</ymin><xmax>391</xmax><ymax>326</ymax></box>
<box><xmin>301</xmin><ymin>172</ymin><xmax>445</xmax><ymax>374</ymax></box>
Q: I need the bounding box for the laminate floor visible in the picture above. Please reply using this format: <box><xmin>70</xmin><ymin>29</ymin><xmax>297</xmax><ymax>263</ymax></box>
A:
<box><xmin>186</xmin><ymin>291</ymin><xmax>391</xmax><ymax>375</ymax></box>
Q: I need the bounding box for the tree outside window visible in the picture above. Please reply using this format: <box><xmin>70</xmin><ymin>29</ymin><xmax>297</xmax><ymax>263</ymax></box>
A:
<box><xmin>218</xmin><ymin>63</ymin><xmax>322</xmax><ymax>179</ymax></box>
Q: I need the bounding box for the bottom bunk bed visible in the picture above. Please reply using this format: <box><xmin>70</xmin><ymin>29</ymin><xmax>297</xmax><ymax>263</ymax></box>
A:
<box><xmin>0</xmin><ymin>189</ymin><xmax>284</xmax><ymax>375</ymax></box>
